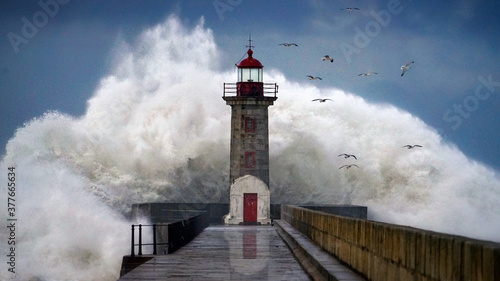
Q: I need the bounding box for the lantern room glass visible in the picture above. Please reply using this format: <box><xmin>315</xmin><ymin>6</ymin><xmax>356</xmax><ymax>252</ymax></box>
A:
<box><xmin>238</xmin><ymin>68</ymin><xmax>263</xmax><ymax>82</ymax></box>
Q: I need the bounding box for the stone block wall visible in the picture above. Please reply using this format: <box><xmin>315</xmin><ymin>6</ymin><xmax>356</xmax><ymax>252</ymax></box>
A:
<box><xmin>223</xmin><ymin>96</ymin><xmax>276</xmax><ymax>187</ymax></box>
<box><xmin>228</xmin><ymin>103</ymin><xmax>270</xmax><ymax>186</ymax></box>
<box><xmin>281</xmin><ymin>205</ymin><xmax>500</xmax><ymax>281</ymax></box>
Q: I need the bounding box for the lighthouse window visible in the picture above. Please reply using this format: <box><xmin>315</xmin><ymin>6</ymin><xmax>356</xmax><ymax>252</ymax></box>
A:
<box><xmin>244</xmin><ymin>152</ymin><xmax>255</xmax><ymax>168</ymax></box>
<box><xmin>239</xmin><ymin>68</ymin><xmax>263</xmax><ymax>82</ymax></box>
<box><xmin>238</xmin><ymin>69</ymin><xmax>243</xmax><ymax>82</ymax></box>
<box><xmin>245</xmin><ymin>117</ymin><xmax>256</xmax><ymax>132</ymax></box>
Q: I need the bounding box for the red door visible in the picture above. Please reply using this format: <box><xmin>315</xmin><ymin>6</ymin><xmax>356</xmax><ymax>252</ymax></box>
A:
<box><xmin>243</xmin><ymin>193</ymin><xmax>257</xmax><ymax>222</ymax></box>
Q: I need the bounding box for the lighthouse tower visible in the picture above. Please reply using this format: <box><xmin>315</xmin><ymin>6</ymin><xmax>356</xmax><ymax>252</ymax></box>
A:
<box><xmin>223</xmin><ymin>42</ymin><xmax>278</xmax><ymax>225</ymax></box>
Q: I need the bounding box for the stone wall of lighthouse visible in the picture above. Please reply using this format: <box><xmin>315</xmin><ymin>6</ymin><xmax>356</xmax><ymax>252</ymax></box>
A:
<box><xmin>227</xmin><ymin>99</ymin><xmax>273</xmax><ymax>187</ymax></box>
<box><xmin>223</xmin><ymin>98</ymin><xmax>275</xmax><ymax>225</ymax></box>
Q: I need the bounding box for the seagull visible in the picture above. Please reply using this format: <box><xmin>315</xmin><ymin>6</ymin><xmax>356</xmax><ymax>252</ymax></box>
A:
<box><xmin>322</xmin><ymin>55</ymin><xmax>334</xmax><ymax>63</ymax></box>
<box><xmin>340</xmin><ymin>8</ymin><xmax>360</xmax><ymax>11</ymax></box>
<box><xmin>306</xmin><ymin>75</ymin><xmax>322</xmax><ymax>80</ymax></box>
<box><xmin>279</xmin><ymin>43</ymin><xmax>298</xmax><ymax>47</ymax></box>
<box><xmin>312</xmin><ymin>98</ymin><xmax>333</xmax><ymax>103</ymax></box>
<box><xmin>358</xmin><ymin>72</ymin><xmax>378</xmax><ymax>77</ymax></box>
<box><xmin>339</xmin><ymin>164</ymin><xmax>359</xmax><ymax>169</ymax></box>
<box><xmin>401</xmin><ymin>61</ymin><xmax>414</xmax><ymax>76</ymax></box>
<box><xmin>402</xmin><ymin>145</ymin><xmax>422</xmax><ymax>149</ymax></box>
<box><xmin>338</xmin><ymin>154</ymin><xmax>357</xmax><ymax>160</ymax></box>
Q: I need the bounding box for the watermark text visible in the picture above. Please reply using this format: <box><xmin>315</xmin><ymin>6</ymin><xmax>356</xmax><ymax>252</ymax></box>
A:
<box><xmin>6</xmin><ymin>167</ymin><xmax>16</xmax><ymax>275</ymax></box>
<box><xmin>442</xmin><ymin>74</ymin><xmax>500</xmax><ymax>131</ymax></box>
<box><xmin>7</xmin><ymin>0</ymin><xmax>70</xmax><ymax>54</ymax></box>
<box><xmin>213</xmin><ymin>0</ymin><xmax>243</xmax><ymax>21</ymax></box>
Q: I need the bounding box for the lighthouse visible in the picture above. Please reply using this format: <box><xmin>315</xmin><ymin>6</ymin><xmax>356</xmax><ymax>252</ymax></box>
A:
<box><xmin>223</xmin><ymin>42</ymin><xmax>278</xmax><ymax>225</ymax></box>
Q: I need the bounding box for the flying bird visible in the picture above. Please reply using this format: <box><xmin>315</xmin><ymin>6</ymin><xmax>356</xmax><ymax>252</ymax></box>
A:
<box><xmin>338</xmin><ymin>154</ymin><xmax>357</xmax><ymax>160</ymax></box>
<box><xmin>339</xmin><ymin>164</ymin><xmax>359</xmax><ymax>169</ymax></box>
<box><xmin>322</xmin><ymin>55</ymin><xmax>334</xmax><ymax>63</ymax></box>
<box><xmin>279</xmin><ymin>43</ymin><xmax>298</xmax><ymax>47</ymax></box>
<box><xmin>358</xmin><ymin>72</ymin><xmax>378</xmax><ymax>77</ymax></box>
<box><xmin>401</xmin><ymin>61</ymin><xmax>414</xmax><ymax>76</ymax></box>
<box><xmin>306</xmin><ymin>75</ymin><xmax>322</xmax><ymax>80</ymax></box>
<box><xmin>312</xmin><ymin>98</ymin><xmax>333</xmax><ymax>103</ymax></box>
<box><xmin>340</xmin><ymin>8</ymin><xmax>360</xmax><ymax>11</ymax></box>
<box><xmin>402</xmin><ymin>145</ymin><xmax>422</xmax><ymax>149</ymax></box>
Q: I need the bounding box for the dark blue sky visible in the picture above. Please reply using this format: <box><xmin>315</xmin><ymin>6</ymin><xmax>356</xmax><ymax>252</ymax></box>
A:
<box><xmin>1</xmin><ymin>0</ymin><xmax>499</xmax><ymax>171</ymax></box>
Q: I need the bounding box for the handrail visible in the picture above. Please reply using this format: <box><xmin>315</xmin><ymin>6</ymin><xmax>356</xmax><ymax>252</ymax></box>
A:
<box><xmin>129</xmin><ymin>212</ymin><xmax>209</xmax><ymax>256</ymax></box>
<box><xmin>130</xmin><ymin>224</ymin><xmax>169</xmax><ymax>256</ymax></box>
<box><xmin>223</xmin><ymin>82</ymin><xmax>278</xmax><ymax>97</ymax></box>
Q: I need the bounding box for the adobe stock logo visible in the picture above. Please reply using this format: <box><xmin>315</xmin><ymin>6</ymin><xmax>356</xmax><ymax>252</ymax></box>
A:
<box><xmin>213</xmin><ymin>0</ymin><xmax>243</xmax><ymax>21</ymax></box>
<box><xmin>7</xmin><ymin>0</ymin><xmax>70</xmax><ymax>54</ymax></box>
<box><xmin>339</xmin><ymin>0</ymin><xmax>410</xmax><ymax>64</ymax></box>
<box><xmin>442</xmin><ymin>74</ymin><xmax>500</xmax><ymax>131</ymax></box>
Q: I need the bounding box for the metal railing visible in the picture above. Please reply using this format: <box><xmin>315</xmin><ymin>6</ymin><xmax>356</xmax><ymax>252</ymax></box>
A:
<box><xmin>130</xmin><ymin>212</ymin><xmax>209</xmax><ymax>256</ymax></box>
<box><xmin>223</xmin><ymin>83</ymin><xmax>278</xmax><ymax>97</ymax></box>
<box><xmin>263</xmin><ymin>83</ymin><xmax>279</xmax><ymax>96</ymax></box>
<box><xmin>130</xmin><ymin>224</ymin><xmax>168</xmax><ymax>256</ymax></box>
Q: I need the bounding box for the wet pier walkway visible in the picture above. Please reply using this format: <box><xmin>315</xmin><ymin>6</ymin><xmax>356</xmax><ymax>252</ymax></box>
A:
<box><xmin>118</xmin><ymin>224</ymin><xmax>311</xmax><ymax>280</ymax></box>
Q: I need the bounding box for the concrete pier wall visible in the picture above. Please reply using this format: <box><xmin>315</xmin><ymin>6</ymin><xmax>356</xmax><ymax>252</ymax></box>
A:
<box><xmin>131</xmin><ymin>203</ymin><xmax>230</xmax><ymax>225</ymax></box>
<box><xmin>281</xmin><ymin>205</ymin><xmax>500</xmax><ymax>281</ymax></box>
<box><xmin>130</xmin><ymin>203</ymin><xmax>365</xmax><ymax>225</ymax></box>
<box><xmin>166</xmin><ymin>212</ymin><xmax>209</xmax><ymax>253</ymax></box>
<box><xmin>300</xmin><ymin>204</ymin><xmax>367</xmax><ymax>219</ymax></box>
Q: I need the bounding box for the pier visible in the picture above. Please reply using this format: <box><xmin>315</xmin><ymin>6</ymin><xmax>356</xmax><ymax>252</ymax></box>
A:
<box><xmin>118</xmin><ymin>222</ymin><xmax>364</xmax><ymax>280</ymax></box>
<box><xmin>118</xmin><ymin>204</ymin><xmax>500</xmax><ymax>280</ymax></box>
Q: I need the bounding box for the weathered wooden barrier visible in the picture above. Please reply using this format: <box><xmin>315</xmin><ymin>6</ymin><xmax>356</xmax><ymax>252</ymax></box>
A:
<box><xmin>281</xmin><ymin>205</ymin><xmax>500</xmax><ymax>281</ymax></box>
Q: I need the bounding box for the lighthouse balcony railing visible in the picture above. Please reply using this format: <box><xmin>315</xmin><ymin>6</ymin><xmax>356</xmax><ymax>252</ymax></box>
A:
<box><xmin>223</xmin><ymin>82</ymin><xmax>278</xmax><ymax>97</ymax></box>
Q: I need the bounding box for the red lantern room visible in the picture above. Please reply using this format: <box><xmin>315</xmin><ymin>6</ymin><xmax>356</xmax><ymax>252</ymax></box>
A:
<box><xmin>236</xmin><ymin>49</ymin><xmax>264</xmax><ymax>96</ymax></box>
<box><xmin>223</xmin><ymin>39</ymin><xmax>278</xmax><ymax>98</ymax></box>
